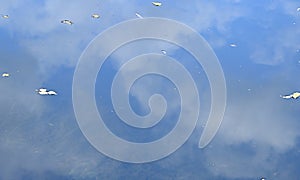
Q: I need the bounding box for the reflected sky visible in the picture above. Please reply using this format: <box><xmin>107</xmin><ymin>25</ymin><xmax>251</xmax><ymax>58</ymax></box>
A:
<box><xmin>1</xmin><ymin>0</ymin><xmax>300</xmax><ymax>179</ymax></box>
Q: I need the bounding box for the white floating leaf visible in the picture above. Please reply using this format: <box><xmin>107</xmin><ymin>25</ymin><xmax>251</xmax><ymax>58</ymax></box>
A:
<box><xmin>47</xmin><ymin>90</ymin><xmax>57</xmax><ymax>95</ymax></box>
<box><xmin>2</xmin><ymin>73</ymin><xmax>9</xmax><ymax>77</ymax></box>
<box><xmin>91</xmin><ymin>14</ymin><xmax>100</xmax><ymax>19</ymax></box>
<box><xmin>152</xmin><ymin>2</ymin><xmax>162</xmax><ymax>6</ymax></box>
<box><xmin>1</xmin><ymin>14</ymin><xmax>9</xmax><ymax>19</ymax></box>
<box><xmin>37</xmin><ymin>90</ymin><xmax>48</xmax><ymax>95</ymax></box>
<box><xmin>280</xmin><ymin>92</ymin><xmax>300</xmax><ymax>99</ymax></box>
<box><xmin>230</xmin><ymin>43</ymin><xmax>237</xmax><ymax>47</ymax></box>
<box><xmin>36</xmin><ymin>88</ymin><xmax>58</xmax><ymax>96</ymax></box>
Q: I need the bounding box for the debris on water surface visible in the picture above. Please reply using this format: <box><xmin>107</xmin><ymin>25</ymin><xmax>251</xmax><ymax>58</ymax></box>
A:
<box><xmin>36</xmin><ymin>88</ymin><xmax>58</xmax><ymax>96</ymax></box>
<box><xmin>230</xmin><ymin>43</ymin><xmax>237</xmax><ymax>47</ymax></box>
<box><xmin>135</xmin><ymin>12</ymin><xmax>143</xmax><ymax>19</ymax></box>
<box><xmin>1</xmin><ymin>14</ymin><xmax>9</xmax><ymax>19</ymax></box>
<box><xmin>280</xmin><ymin>92</ymin><xmax>300</xmax><ymax>99</ymax></box>
<box><xmin>2</xmin><ymin>73</ymin><xmax>9</xmax><ymax>77</ymax></box>
<box><xmin>47</xmin><ymin>90</ymin><xmax>57</xmax><ymax>95</ymax></box>
<box><xmin>91</xmin><ymin>14</ymin><xmax>100</xmax><ymax>19</ymax></box>
<box><xmin>61</xmin><ymin>19</ymin><xmax>73</xmax><ymax>25</ymax></box>
<box><xmin>152</xmin><ymin>2</ymin><xmax>162</xmax><ymax>6</ymax></box>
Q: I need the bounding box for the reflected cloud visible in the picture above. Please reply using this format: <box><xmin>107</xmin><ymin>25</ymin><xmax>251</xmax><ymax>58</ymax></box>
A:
<box><xmin>1</xmin><ymin>0</ymin><xmax>300</xmax><ymax>179</ymax></box>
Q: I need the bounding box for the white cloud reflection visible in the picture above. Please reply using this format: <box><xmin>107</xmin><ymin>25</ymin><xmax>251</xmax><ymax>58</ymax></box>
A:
<box><xmin>1</xmin><ymin>0</ymin><xmax>300</xmax><ymax>179</ymax></box>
